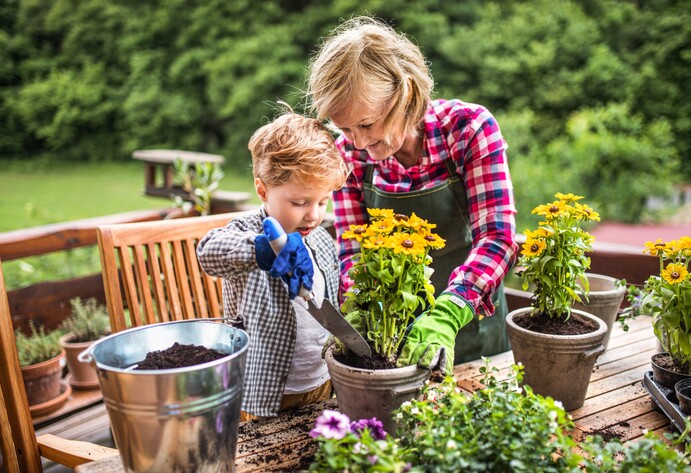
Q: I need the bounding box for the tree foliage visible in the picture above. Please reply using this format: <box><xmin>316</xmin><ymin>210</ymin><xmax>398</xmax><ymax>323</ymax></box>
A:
<box><xmin>1</xmin><ymin>0</ymin><xmax>688</xmax><ymax>224</ymax></box>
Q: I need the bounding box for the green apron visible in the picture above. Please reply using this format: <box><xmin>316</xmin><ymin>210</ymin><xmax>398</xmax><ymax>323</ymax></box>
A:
<box><xmin>363</xmin><ymin>158</ymin><xmax>509</xmax><ymax>364</ymax></box>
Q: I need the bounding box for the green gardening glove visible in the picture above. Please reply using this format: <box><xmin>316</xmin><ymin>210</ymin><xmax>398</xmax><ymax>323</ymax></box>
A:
<box><xmin>397</xmin><ymin>292</ymin><xmax>474</xmax><ymax>375</ymax></box>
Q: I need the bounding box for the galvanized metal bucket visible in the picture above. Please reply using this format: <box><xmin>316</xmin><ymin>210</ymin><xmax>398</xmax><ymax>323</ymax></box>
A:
<box><xmin>79</xmin><ymin>320</ymin><xmax>249</xmax><ymax>473</ymax></box>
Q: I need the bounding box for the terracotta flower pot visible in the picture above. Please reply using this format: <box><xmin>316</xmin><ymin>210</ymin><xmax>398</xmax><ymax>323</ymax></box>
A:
<box><xmin>324</xmin><ymin>345</ymin><xmax>430</xmax><ymax>435</ymax></box>
<box><xmin>506</xmin><ymin>307</ymin><xmax>607</xmax><ymax>410</ymax></box>
<box><xmin>59</xmin><ymin>333</ymin><xmax>102</xmax><ymax>389</ymax></box>
<box><xmin>21</xmin><ymin>352</ymin><xmax>65</xmax><ymax>406</ymax></box>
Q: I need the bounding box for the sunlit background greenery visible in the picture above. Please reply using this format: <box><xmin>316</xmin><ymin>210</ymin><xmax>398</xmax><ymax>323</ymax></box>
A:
<box><xmin>1</xmin><ymin>0</ymin><xmax>689</xmax><ymax>287</ymax></box>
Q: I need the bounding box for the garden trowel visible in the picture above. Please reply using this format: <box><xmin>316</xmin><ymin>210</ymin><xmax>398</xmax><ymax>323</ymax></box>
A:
<box><xmin>262</xmin><ymin>217</ymin><xmax>372</xmax><ymax>358</ymax></box>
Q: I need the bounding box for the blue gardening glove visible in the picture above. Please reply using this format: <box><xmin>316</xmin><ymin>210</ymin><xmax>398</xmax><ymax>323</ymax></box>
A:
<box><xmin>254</xmin><ymin>234</ymin><xmax>276</xmax><ymax>271</ymax></box>
<box><xmin>269</xmin><ymin>232</ymin><xmax>314</xmax><ymax>299</ymax></box>
<box><xmin>397</xmin><ymin>292</ymin><xmax>474</xmax><ymax>375</ymax></box>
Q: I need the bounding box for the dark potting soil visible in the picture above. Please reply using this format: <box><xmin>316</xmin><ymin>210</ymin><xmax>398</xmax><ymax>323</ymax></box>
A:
<box><xmin>335</xmin><ymin>351</ymin><xmax>397</xmax><ymax>370</ymax></box>
<box><xmin>134</xmin><ymin>342</ymin><xmax>226</xmax><ymax>370</ymax></box>
<box><xmin>513</xmin><ymin>311</ymin><xmax>599</xmax><ymax>336</ymax></box>
<box><xmin>653</xmin><ymin>352</ymin><xmax>691</xmax><ymax>374</ymax></box>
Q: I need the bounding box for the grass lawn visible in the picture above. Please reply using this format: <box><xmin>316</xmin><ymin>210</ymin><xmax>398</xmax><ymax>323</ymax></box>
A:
<box><xmin>0</xmin><ymin>161</ymin><xmax>258</xmax><ymax>289</ymax></box>
<box><xmin>0</xmin><ymin>161</ymin><xmax>257</xmax><ymax>232</ymax></box>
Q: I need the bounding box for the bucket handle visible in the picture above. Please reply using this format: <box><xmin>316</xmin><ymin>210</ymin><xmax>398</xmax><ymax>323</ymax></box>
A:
<box><xmin>579</xmin><ymin>344</ymin><xmax>605</xmax><ymax>363</ymax></box>
<box><xmin>78</xmin><ymin>346</ymin><xmax>95</xmax><ymax>365</ymax></box>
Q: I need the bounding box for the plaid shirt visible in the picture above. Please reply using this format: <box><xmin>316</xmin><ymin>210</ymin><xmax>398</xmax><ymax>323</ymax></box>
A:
<box><xmin>333</xmin><ymin>99</ymin><xmax>517</xmax><ymax>316</ymax></box>
<box><xmin>196</xmin><ymin>208</ymin><xmax>340</xmax><ymax>416</ymax></box>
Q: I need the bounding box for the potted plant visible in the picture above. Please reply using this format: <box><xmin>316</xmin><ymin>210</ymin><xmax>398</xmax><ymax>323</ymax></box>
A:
<box><xmin>324</xmin><ymin>208</ymin><xmax>445</xmax><ymax>433</ymax></box>
<box><xmin>309</xmin><ymin>361</ymin><xmax>691</xmax><ymax>472</ymax></box>
<box><xmin>621</xmin><ymin>236</ymin><xmax>691</xmax><ymax>390</ymax></box>
<box><xmin>15</xmin><ymin>322</ymin><xmax>70</xmax><ymax>415</ymax></box>
<box><xmin>506</xmin><ymin>192</ymin><xmax>608</xmax><ymax>410</ymax></box>
<box><xmin>59</xmin><ymin>297</ymin><xmax>111</xmax><ymax>389</ymax></box>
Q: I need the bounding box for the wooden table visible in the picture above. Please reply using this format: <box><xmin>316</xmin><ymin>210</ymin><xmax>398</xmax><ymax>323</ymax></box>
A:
<box><xmin>75</xmin><ymin>315</ymin><xmax>673</xmax><ymax>472</ymax></box>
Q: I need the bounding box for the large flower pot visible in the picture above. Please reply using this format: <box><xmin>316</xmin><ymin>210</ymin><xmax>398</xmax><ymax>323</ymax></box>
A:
<box><xmin>506</xmin><ymin>308</ymin><xmax>607</xmax><ymax>410</ymax></box>
<box><xmin>80</xmin><ymin>320</ymin><xmax>249</xmax><ymax>473</ymax></box>
<box><xmin>60</xmin><ymin>333</ymin><xmax>102</xmax><ymax>389</ymax></box>
<box><xmin>505</xmin><ymin>272</ymin><xmax>624</xmax><ymax>350</ymax></box>
<box><xmin>324</xmin><ymin>345</ymin><xmax>430</xmax><ymax>435</ymax></box>
<box><xmin>572</xmin><ymin>273</ymin><xmax>626</xmax><ymax>349</ymax></box>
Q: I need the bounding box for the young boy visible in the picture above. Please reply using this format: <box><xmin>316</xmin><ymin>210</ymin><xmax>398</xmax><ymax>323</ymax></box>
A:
<box><xmin>196</xmin><ymin>111</ymin><xmax>349</xmax><ymax>419</ymax></box>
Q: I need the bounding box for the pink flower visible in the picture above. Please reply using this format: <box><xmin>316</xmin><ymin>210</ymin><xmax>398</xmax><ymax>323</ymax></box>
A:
<box><xmin>310</xmin><ymin>410</ymin><xmax>351</xmax><ymax>439</ymax></box>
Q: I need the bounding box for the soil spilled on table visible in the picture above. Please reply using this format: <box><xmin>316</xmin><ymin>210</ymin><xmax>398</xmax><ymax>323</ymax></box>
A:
<box><xmin>134</xmin><ymin>342</ymin><xmax>226</xmax><ymax>370</ymax></box>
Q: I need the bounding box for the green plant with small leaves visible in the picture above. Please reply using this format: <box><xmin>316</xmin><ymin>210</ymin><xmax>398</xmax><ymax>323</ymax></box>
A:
<box><xmin>172</xmin><ymin>158</ymin><xmax>225</xmax><ymax>216</ymax></box>
<box><xmin>60</xmin><ymin>297</ymin><xmax>110</xmax><ymax>343</ymax></box>
<box><xmin>15</xmin><ymin>322</ymin><xmax>63</xmax><ymax>367</ymax></box>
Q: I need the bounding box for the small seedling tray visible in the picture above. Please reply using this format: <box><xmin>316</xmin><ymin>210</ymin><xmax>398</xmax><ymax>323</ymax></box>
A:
<box><xmin>642</xmin><ymin>371</ymin><xmax>689</xmax><ymax>435</ymax></box>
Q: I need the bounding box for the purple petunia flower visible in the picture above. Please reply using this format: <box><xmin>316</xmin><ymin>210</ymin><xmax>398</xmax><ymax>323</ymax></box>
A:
<box><xmin>310</xmin><ymin>410</ymin><xmax>351</xmax><ymax>439</ymax></box>
<box><xmin>350</xmin><ymin>417</ymin><xmax>387</xmax><ymax>440</ymax></box>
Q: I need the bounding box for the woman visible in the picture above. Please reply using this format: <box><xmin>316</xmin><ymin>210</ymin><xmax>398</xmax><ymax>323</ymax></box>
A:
<box><xmin>307</xmin><ymin>16</ymin><xmax>518</xmax><ymax>372</ymax></box>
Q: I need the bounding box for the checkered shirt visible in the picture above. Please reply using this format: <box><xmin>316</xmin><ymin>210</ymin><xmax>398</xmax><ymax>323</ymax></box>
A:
<box><xmin>196</xmin><ymin>208</ymin><xmax>340</xmax><ymax>416</ymax></box>
<box><xmin>332</xmin><ymin>99</ymin><xmax>518</xmax><ymax>316</ymax></box>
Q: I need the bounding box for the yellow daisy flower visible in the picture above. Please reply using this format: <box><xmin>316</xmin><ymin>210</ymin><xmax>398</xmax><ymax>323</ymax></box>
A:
<box><xmin>342</xmin><ymin>224</ymin><xmax>369</xmax><ymax>242</ymax></box>
<box><xmin>573</xmin><ymin>202</ymin><xmax>601</xmax><ymax>222</ymax></box>
<box><xmin>362</xmin><ymin>234</ymin><xmax>390</xmax><ymax>250</ymax></box>
<box><xmin>522</xmin><ymin>237</ymin><xmax>547</xmax><ymax>257</ymax></box>
<box><xmin>421</xmin><ymin>231</ymin><xmax>446</xmax><ymax>250</ymax></box>
<box><xmin>661</xmin><ymin>263</ymin><xmax>689</xmax><ymax>285</ymax></box>
<box><xmin>391</xmin><ymin>232</ymin><xmax>426</xmax><ymax>256</ymax></box>
<box><xmin>643</xmin><ymin>239</ymin><xmax>668</xmax><ymax>257</ymax></box>
<box><xmin>367</xmin><ymin>208</ymin><xmax>395</xmax><ymax>220</ymax></box>
<box><xmin>555</xmin><ymin>192</ymin><xmax>584</xmax><ymax>202</ymax></box>
<box><xmin>678</xmin><ymin>236</ymin><xmax>691</xmax><ymax>251</ymax></box>
<box><xmin>532</xmin><ymin>201</ymin><xmax>567</xmax><ymax>219</ymax></box>
<box><xmin>369</xmin><ymin>217</ymin><xmax>396</xmax><ymax>235</ymax></box>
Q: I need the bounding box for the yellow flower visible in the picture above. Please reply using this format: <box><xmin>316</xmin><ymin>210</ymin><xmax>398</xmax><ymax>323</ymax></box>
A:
<box><xmin>522</xmin><ymin>237</ymin><xmax>547</xmax><ymax>257</ymax></box>
<box><xmin>555</xmin><ymin>192</ymin><xmax>584</xmax><ymax>202</ymax></box>
<box><xmin>342</xmin><ymin>224</ymin><xmax>369</xmax><ymax>242</ymax></box>
<box><xmin>367</xmin><ymin>208</ymin><xmax>395</xmax><ymax>220</ymax></box>
<box><xmin>362</xmin><ymin>234</ymin><xmax>390</xmax><ymax>250</ymax></box>
<box><xmin>409</xmin><ymin>212</ymin><xmax>437</xmax><ymax>232</ymax></box>
<box><xmin>391</xmin><ymin>232</ymin><xmax>426</xmax><ymax>256</ymax></box>
<box><xmin>661</xmin><ymin>263</ymin><xmax>689</xmax><ymax>285</ymax></box>
<box><xmin>643</xmin><ymin>239</ymin><xmax>668</xmax><ymax>257</ymax></box>
<box><xmin>369</xmin><ymin>218</ymin><xmax>396</xmax><ymax>235</ymax></box>
<box><xmin>532</xmin><ymin>201</ymin><xmax>567</xmax><ymax>220</ymax></box>
<box><xmin>524</xmin><ymin>228</ymin><xmax>551</xmax><ymax>239</ymax></box>
<box><xmin>678</xmin><ymin>236</ymin><xmax>691</xmax><ymax>251</ymax></box>
<box><xmin>421</xmin><ymin>231</ymin><xmax>446</xmax><ymax>250</ymax></box>
<box><xmin>573</xmin><ymin>202</ymin><xmax>600</xmax><ymax>222</ymax></box>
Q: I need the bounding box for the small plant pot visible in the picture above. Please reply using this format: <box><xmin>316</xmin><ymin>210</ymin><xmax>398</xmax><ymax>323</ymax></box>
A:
<box><xmin>20</xmin><ymin>352</ymin><xmax>65</xmax><ymax>406</ymax></box>
<box><xmin>652</xmin><ymin>352</ymin><xmax>691</xmax><ymax>390</ymax></box>
<box><xmin>60</xmin><ymin>333</ymin><xmax>102</xmax><ymax>389</ymax></box>
<box><xmin>674</xmin><ymin>378</ymin><xmax>691</xmax><ymax>415</ymax></box>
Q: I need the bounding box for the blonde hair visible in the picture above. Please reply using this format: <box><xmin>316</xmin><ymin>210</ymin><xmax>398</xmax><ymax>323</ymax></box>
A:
<box><xmin>249</xmin><ymin>110</ymin><xmax>349</xmax><ymax>190</ymax></box>
<box><xmin>307</xmin><ymin>16</ymin><xmax>433</xmax><ymax>140</ymax></box>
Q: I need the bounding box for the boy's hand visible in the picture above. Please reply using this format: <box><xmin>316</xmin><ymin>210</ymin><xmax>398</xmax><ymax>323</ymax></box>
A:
<box><xmin>268</xmin><ymin>232</ymin><xmax>314</xmax><ymax>299</ymax></box>
<box><xmin>396</xmin><ymin>293</ymin><xmax>474</xmax><ymax>375</ymax></box>
<box><xmin>255</xmin><ymin>234</ymin><xmax>276</xmax><ymax>270</ymax></box>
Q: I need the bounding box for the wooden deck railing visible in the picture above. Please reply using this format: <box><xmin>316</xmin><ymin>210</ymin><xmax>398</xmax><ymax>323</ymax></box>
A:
<box><xmin>0</xmin><ymin>208</ymin><xmax>189</xmax><ymax>333</ymax></box>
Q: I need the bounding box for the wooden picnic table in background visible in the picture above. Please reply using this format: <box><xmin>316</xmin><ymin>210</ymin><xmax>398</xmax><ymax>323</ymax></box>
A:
<box><xmin>75</xmin><ymin>314</ymin><xmax>674</xmax><ymax>472</ymax></box>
